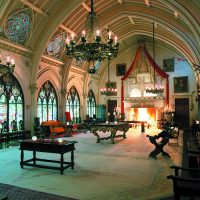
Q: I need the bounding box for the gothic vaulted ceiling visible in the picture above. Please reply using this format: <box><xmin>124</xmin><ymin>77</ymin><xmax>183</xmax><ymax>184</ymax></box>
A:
<box><xmin>0</xmin><ymin>0</ymin><xmax>200</xmax><ymax>78</ymax></box>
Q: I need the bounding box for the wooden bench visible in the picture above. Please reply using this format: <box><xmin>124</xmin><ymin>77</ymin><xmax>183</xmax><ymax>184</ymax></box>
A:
<box><xmin>187</xmin><ymin>137</ymin><xmax>200</xmax><ymax>168</ymax></box>
<box><xmin>0</xmin><ymin>130</ymin><xmax>31</xmax><ymax>148</ymax></box>
<box><xmin>167</xmin><ymin>165</ymin><xmax>200</xmax><ymax>199</ymax></box>
<box><xmin>0</xmin><ymin>130</ymin><xmax>31</xmax><ymax>142</ymax></box>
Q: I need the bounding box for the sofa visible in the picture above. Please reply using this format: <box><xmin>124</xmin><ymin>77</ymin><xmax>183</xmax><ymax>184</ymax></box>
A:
<box><xmin>40</xmin><ymin>120</ymin><xmax>81</xmax><ymax>138</ymax></box>
<box><xmin>41</xmin><ymin>120</ymin><xmax>67</xmax><ymax>137</ymax></box>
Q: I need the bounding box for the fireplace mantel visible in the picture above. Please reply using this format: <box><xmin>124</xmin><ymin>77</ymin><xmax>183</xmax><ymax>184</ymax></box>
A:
<box><xmin>124</xmin><ymin>96</ymin><xmax>165</xmax><ymax>108</ymax></box>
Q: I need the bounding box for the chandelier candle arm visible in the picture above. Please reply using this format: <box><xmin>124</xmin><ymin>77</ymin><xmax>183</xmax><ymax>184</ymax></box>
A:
<box><xmin>101</xmin><ymin>58</ymin><xmax>117</xmax><ymax>96</ymax></box>
<box><xmin>145</xmin><ymin>86</ymin><xmax>164</xmax><ymax>94</ymax></box>
<box><xmin>0</xmin><ymin>54</ymin><xmax>15</xmax><ymax>75</ymax></box>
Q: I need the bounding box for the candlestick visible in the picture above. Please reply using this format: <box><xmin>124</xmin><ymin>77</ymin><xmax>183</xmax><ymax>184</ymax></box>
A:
<box><xmin>66</xmin><ymin>38</ymin><xmax>70</xmax><ymax>44</ymax></box>
<box><xmin>114</xmin><ymin>36</ymin><xmax>118</xmax><ymax>44</ymax></box>
<box><xmin>108</xmin><ymin>31</ymin><xmax>111</xmax><ymax>39</ymax></box>
<box><xmin>82</xmin><ymin>30</ymin><xmax>86</xmax><ymax>37</ymax></box>
<box><xmin>71</xmin><ymin>33</ymin><xmax>74</xmax><ymax>40</ymax></box>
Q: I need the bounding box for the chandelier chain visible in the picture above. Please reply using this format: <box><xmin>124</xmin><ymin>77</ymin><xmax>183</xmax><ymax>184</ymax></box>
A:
<box><xmin>65</xmin><ymin>0</ymin><xmax>119</xmax><ymax>74</ymax></box>
<box><xmin>145</xmin><ymin>22</ymin><xmax>164</xmax><ymax>94</ymax></box>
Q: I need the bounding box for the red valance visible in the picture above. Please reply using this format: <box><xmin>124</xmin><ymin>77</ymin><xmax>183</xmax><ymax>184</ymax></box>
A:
<box><xmin>121</xmin><ymin>47</ymin><xmax>142</xmax><ymax>81</ymax></box>
<box><xmin>143</xmin><ymin>47</ymin><xmax>169</xmax><ymax>79</ymax></box>
<box><xmin>120</xmin><ymin>46</ymin><xmax>169</xmax><ymax>115</ymax></box>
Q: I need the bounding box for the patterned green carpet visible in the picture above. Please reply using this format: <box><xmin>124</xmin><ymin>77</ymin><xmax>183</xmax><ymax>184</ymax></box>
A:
<box><xmin>0</xmin><ymin>127</ymin><xmax>184</xmax><ymax>200</ymax></box>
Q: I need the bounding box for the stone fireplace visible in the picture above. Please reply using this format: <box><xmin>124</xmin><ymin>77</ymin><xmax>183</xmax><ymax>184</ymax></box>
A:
<box><xmin>124</xmin><ymin>97</ymin><xmax>164</xmax><ymax>125</ymax></box>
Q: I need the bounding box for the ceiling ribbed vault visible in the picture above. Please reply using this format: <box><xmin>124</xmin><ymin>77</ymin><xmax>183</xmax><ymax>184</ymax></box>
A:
<box><xmin>0</xmin><ymin>0</ymin><xmax>200</xmax><ymax>77</ymax></box>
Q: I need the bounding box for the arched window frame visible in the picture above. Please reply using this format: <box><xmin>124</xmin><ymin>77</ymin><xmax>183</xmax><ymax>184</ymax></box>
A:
<box><xmin>37</xmin><ymin>81</ymin><xmax>58</xmax><ymax>122</ymax></box>
<box><xmin>0</xmin><ymin>73</ymin><xmax>24</xmax><ymax>131</ymax></box>
<box><xmin>87</xmin><ymin>90</ymin><xmax>96</xmax><ymax>117</ymax></box>
<box><xmin>66</xmin><ymin>86</ymin><xmax>80</xmax><ymax>123</ymax></box>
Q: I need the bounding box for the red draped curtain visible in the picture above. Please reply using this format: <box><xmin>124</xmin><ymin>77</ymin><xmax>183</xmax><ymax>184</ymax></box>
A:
<box><xmin>120</xmin><ymin>46</ymin><xmax>169</xmax><ymax>116</ymax></box>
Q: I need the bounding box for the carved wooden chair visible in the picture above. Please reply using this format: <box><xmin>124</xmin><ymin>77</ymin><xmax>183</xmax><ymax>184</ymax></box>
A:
<box><xmin>1</xmin><ymin>121</ymin><xmax>8</xmax><ymax>133</ymax></box>
<box><xmin>11</xmin><ymin>120</ymin><xmax>18</xmax><ymax>132</ymax></box>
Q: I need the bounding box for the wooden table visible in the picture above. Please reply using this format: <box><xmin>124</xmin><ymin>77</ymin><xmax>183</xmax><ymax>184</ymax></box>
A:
<box><xmin>124</xmin><ymin>120</ymin><xmax>147</xmax><ymax>132</ymax></box>
<box><xmin>20</xmin><ymin>139</ymin><xmax>77</xmax><ymax>175</ymax></box>
<box><xmin>90</xmin><ymin>122</ymin><xmax>129</xmax><ymax>143</ymax></box>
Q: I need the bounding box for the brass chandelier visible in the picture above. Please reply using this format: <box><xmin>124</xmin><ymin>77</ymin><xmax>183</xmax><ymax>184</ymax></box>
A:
<box><xmin>0</xmin><ymin>55</ymin><xmax>15</xmax><ymax>75</ymax></box>
<box><xmin>145</xmin><ymin>22</ymin><xmax>164</xmax><ymax>94</ymax></box>
<box><xmin>101</xmin><ymin>58</ymin><xmax>117</xmax><ymax>96</ymax></box>
<box><xmin>65</xmin><ymin>0</ymin><xmax>119</xmax><ymax>74</ymax></box>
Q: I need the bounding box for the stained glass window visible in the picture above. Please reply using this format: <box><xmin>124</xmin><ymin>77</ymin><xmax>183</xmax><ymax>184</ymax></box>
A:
<box><xmin>66</xmin><ymin>86</ymin><xmax>80</xmax><ymax>123</ymax></box>
<box><xmin>87</xmin><ymin>90</ymin><xmax>96</xmax><ymax>117</ymax></box>
<box><xmin>46</xmin><ymin>34</ymin><xmax>65</xmax><ymax>58</ymax></box>
<box><xmin>4</xmin><ymin>9</ymin><xmax>32</xmax><ymax>44</ymax></box>
<box><xmin>0</xmin><ymin>73</ymin><xmax>24</xmax><ymax>131</ymax></box>
<box><xmin>37</xmin><ymin>81</ymin><xmax>58</xmax><ymax>122</ymax></box>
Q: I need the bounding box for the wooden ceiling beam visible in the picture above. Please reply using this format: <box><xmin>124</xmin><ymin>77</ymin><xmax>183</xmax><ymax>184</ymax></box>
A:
<box><xmin>19</xmin><ymin>0</ymin><xmax>49</xmax><ymax>17</ymax></box>
<box><xmin>128</xmin><ymin>16</ymin><xmax>135</xmax><ymax>25</ymax></box>
<box><xmin>118</xmin><ymin>0</ymin><xmax>123</xmax><ymax>5</ymax></box>
<box><xmin>82</xmin><ymin>2</ymin><xmax>90</xmax><ymax>12</ymax></box>
<box><xmin>59</xmin><ymin>24</ymin><xmax>75</xmax><ymax>35</ymax></box>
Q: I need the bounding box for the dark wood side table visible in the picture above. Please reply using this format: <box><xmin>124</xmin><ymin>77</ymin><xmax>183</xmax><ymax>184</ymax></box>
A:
<box><xmin>20</xmin><ymin>139</ymin><xmax>77</xmax><ymax>175</ymax></box>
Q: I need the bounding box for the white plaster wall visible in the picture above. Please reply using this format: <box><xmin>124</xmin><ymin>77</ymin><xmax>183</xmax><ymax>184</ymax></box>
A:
<box><xmin>170</xmin><ymin>59</ymin><xmax>198</xmax><ymax>123</ymax></box>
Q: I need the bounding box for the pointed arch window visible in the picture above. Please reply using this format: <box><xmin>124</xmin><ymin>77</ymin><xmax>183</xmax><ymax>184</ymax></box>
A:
<box><xmin>66</xmin><ymin>86</ymin><xmax>80</xmax><ymax>123</ymax></box>
<box><xmin>87</xmin><ymin>90</ymin><xmax>96</xmax><ymax>117</ymax></box>
<box><xmin>0</xmin><ymin>73</ymin><xmax>24</xmax><ymax>131</ymax></box>
<box><xmin>37</xmin><ymin>81</ymin><xmax>58</xmax><ymax>122</ymax></box>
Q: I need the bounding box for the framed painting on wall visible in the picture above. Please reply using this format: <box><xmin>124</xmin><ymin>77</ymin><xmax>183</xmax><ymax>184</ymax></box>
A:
<box><xmin>116</xmin><ymin>63</ymin><xmax>126</xmax><ymax>76</ymax></box>
<box><xmin>174</xmin><ymin>76</ymin><xmax>189</xmax><ymax>93</ymax></box>
<box><xmin>163</xmin><ymin>58</ymin><xmax>174</xmax><ymax>72</ymax></box>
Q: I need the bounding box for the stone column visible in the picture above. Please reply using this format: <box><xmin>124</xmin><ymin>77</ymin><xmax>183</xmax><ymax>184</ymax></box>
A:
<box><xmin>29</xmin><ymin>83</ymin><xmax>38</xmax><ymax>136</ymax></box>
<box><xmin>82</xmin><ymin>92</ymin><xmax>88</xmax><ymax>121</ymax></box>
<box><xmin>61</xmin><ymin>88</ymin><xmax>67</xmax><ymax>122</ymax></box>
